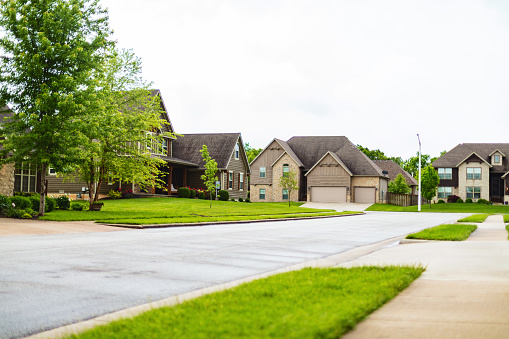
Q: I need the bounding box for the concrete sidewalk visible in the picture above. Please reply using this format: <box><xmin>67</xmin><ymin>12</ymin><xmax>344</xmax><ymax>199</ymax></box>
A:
<box><xmin>341</xmin><ymin>215</ymin><xmax>509</xmax><ymax>339</ymax></box>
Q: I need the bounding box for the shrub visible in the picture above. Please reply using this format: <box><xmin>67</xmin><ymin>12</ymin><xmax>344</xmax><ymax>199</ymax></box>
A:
<box><xmin>9</xmin><ymin>196</ymin><xmax>32</xmax><ymax>210</ymax></box>
<box><xmin>177</xmin><ymin>187</ymin><xmax>190</xmax><ymax>198</ymax></box>
<box><xmin>108</xmin><ymin>189</ymin><xmax>122</xmax><ymax>199</ymax></box>
<box><xmin>5</xmin><ymin>206</ymin><xmax>24</xmax><ymax>218</ymax></box>
<box><xmin>245</xmin><ymin>198</ymin><xmax>251</xmax><ymax>203</ymax></box>
<box><xmin>119</xmin><ymin>188</ymin><xmax>134</xmax><ymax>199</ymax></box>
<box><xmin>465</xmin><ymin>198</ymin><xmax>473</xmax><ymax>203</ymax></box>
<box><xmin>218</xmin><ymin>190</ymin><xmax>229</xmax><ymax>201</ymax></box>
<box><xmin>198</xmin><ymin>191</ymin><xmax>206</xmax><ymax>199</ymax></box>
<box><xmin>437</xmin><ymin>199</ymin><xmax>445</xmax><ymax>204</ymax></box>
<box><xmin>29</xmin><ymin>195</ymin><xmax>40</xmax><ymax>211</ymax></box>
<box><xmin>21</xmin><ymin>212</ymin><xmax>32</xmax><ymax>219</ymax></box>
<box><xmin>45</xmin><ymin>197</ymin><xmax>56</xmax><ymax>212</ymax></box>
<box><xmin>56</xmin><ymin>195</ymin><xmax>71</xmax><ymax>210</ymax></box>
<box><xmin>24</xmin><ymin>207</ymin><xmax>37</xmax><ymax>217</ymax></box>
<box><xmin>238</xmin><ymin>197</ymin><xmax>243</xmax><ymax>202</ymax></box>
<box><xmin>71</xmin><ymin>202</ymin><xmax>84</xmax><ymax>211</ymax></box>
<box><xmin>456</xmin><ymin>198</ymin><xmax>463</xmax><ymax>203</ymax></box>
<box><xmin>447</xmin><ymin>195</ymin><xmax>460</xmax><ymax>203</ymax></box>
<box><xmin>189</xmin><ymin>189</ymin><xmax>197</xmax><ymax>199</ymax></box>
<box><xmin>477</xmin><ymin>199</ymin><xmax>490</xmax><ymax>205</ymax></box>
<box><xmin>0</xmin><ymin>194</ymin><xmax>9</xmax><ymax>213</ymax></box>
<box><xmin>231</xmin><ymin>198</ymin><xmax>236</xmax><ymax>202</ymax></box>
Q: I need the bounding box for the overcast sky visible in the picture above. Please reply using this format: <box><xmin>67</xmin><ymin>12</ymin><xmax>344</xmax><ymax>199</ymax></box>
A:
<box><xmin>100</xmin><ymin>0</ymin><xmax>509</xmax><ymax>160</ymax></box>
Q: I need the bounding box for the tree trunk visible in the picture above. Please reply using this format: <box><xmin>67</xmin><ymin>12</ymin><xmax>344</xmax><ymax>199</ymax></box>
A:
<box><xmin>39</xmin><ymin>163</ymin><xmax>47</xmax><ymax>216</ymax></box>
<box><xmin>88</xmin><ymin>163</ymin><xmax>95</xmax><ymax>210</ymax></box>
<box><xmin>95</xmin><ymin>177</ymin><xmax>103</xmax><ymax>203</ymax></box>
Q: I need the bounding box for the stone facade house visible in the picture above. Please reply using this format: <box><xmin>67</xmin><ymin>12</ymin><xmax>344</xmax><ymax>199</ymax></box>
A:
<box><xmin>250</xmin><ymin>136</ymin><xmax>390</xmax><ymax>204</ymax></box>
<box><xmin>431</xmin><ymin>143</ymin><xmax>509</xmax><ymax>204</ymax></box>
<box><xmin>372</xmin><ymin>160</ymin><xmax>418</xmax><ymax>194</ymax></box>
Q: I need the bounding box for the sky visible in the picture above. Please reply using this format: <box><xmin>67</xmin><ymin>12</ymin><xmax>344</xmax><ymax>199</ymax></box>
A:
<box><xmin>100</xmin><ymin>0</ymin><xmax>509</xmax><ymax>160</ymax></box>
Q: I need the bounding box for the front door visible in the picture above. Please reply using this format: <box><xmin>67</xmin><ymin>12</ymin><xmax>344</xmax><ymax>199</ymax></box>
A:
<box><xmin>490</xmin><ymin>176</ymin><xmax>503</xmax><ymax>203</ymax></box>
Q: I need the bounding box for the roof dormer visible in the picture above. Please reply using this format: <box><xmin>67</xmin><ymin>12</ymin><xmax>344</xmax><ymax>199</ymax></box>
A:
<box><xmin>489</xmin><ymin>149</ymin><xmax>505</xmax><ymax>166</ymax></box>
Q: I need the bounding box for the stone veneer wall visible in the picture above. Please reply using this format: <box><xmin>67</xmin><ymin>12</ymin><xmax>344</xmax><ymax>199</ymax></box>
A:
<box><xmin>351</xmin><ymin>176</ymin><xmax>382</xmax><ymax>203</ymax></box>
<box><xmin>271</xmin><ymin>154</ymin><xmax>301</xmax><ymax>203</ymax></box>
<box><xmin>0</xmin><ymin>163</ymin><xmax>15</xmax><ymax>196</ymax></box>
<box><xmin>250</xmin><ymin>184</ymin><xmax>273</xmax><ymax>202</ymax></box>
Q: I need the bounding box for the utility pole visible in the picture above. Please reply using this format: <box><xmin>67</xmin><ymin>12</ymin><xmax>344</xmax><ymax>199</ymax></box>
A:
<box><xmin>417</xmin><ymin>134</ymin><xmax>422</xmax><ymax>212</ymax></box>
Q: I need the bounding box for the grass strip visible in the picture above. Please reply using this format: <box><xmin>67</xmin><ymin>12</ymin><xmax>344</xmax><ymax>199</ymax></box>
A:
<box><xmin>504</xmin><ymin>215</ymin><xmax>509</xmax><ymax>223</ymax></box>
<box><xmin>506</xmin><ymin>224</ymin><xmax>509</xmax><ymax>240</ymax></box>
<box><xmin>457</xmin><ymin>214</ymin><xmax>491</xmax><ymax>223</ymax></box>
<box><xmin>367</xmin><ymin>203</ymin><xmax>509</xmax><ymax>214</ymax></box>
<box><xmin>406</xmin><ymin>224</ymin><xmax>477</xmax><ymax>241</ymax></box>
<box><xmin>66</xmin><ymin>266</ymin><xmax>423</xmax><ymax>339</ymax></box>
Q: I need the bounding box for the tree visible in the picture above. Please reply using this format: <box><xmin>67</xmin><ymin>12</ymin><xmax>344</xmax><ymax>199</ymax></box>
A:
<box><xmin>403</xmin><ymin>152</ymin><xmax>431</xmax><ymax>178</ymax></box>
<box><xmin>278</xmin><ymin>170</ymin><xmax>299</xmax><ymax>207</ymax></box>
<box><xmin>0</xmin><ymin>0</ymin><xmax>112</xmax><ymax>215</ymax></box>
<box><xmin>245</xmin><ymin>142</ymin><xmax>262</xmax><ymax>164</ymax></box>
<box><xmin>200</xmin><ymin>145</ymin><xmax>218</xmax><ymax>208</ymax></box>
<box><xmin>71</xmin><ymin>48</ymin><xmax>170</xmax><ymax>209</ymax></box>
<box><xmin>388</xmin><ymin>173</ymin><xmax>411</xmax><ymax>194</ymax></box>
<box><xmin>421</xmin><ymin>165</ymin><xmax>440</xmax><ymax>208</ymax></box>
<box><xmin>357</xmin><ymin>145</ymin><xmax>403</xmax><ymax>166</ymax></box>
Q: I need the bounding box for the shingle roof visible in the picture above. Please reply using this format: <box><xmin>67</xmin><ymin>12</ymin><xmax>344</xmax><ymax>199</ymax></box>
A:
<box><xmin>432</xmin><ymin>143</ymin><xmax>509</xmax><ymax>172</ymax></box>
<box><xmin>172</xmin><ymin>133</ymin><xmax>241</xmax><ymax>169</ymax></box>
<box><xmin>273</xmin><ymin>138</ymin><xmax>304</xmax><ymax>167</ymax></box>
<box><xmin>335</xmin><ymin>143</ymin><xmax>386</xmax><ymax>176</ymax></box>
<box><xmin>372</xmin><ymin>160</ymin><xmax>418</xmax><ymax>186</ymax></box>
<box><xmin>150</xmin><ymin>89</ymin><xmax>175</xmax><ymax>135</ymax></box>
<box><xmin>286</xmin><ymin>136</ymin><xmax>351</xmax><ymax>169</ymax></box>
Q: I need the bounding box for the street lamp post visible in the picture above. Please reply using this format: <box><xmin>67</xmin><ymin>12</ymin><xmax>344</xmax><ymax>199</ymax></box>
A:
<box><xmin>417</xmin><ymin>134</ymin><xmax>421</xmax><ymax>212</ymax></box>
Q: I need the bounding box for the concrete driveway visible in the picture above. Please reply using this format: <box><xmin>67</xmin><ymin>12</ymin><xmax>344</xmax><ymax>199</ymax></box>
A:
<box><xmin>301</xmin><ymin>202</ymin><xmax>372</xmax><ymax>212</ymax></box>
<box><xmin>0</xmin><ymin>212</ymin><xmax>467</xmax><ymax>339</ymax></box>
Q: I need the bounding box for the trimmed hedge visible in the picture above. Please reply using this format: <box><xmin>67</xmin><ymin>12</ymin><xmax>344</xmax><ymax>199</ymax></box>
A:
<box><xmin>177</xmin><ymin>187</ymin><xmax>190</xmax><ymax>198</ymax></box>
<box><xmin>9</xmin><ymin>196</ymin><xmax>31</xmax><ymax>210</ymax></box>
<box><xmin>189</xmin><ymin>189</ymin><xmax>197</xmax><ymax>199</ymax></box>
<box><xmin>56</xmin><ymin>195</ymin><xmax>71</xmax><ymax>210</ymax></box>
<box><xmin>218</xmin><ymin>190</ymin><xmax>229</xmax><ymax>201</ymax></box>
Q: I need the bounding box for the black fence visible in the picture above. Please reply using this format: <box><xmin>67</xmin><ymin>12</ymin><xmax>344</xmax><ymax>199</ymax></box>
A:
<box><xmin>387</xmin><ymin>192</ymin><xmax>428</xmax><ymax>207</ymax></box>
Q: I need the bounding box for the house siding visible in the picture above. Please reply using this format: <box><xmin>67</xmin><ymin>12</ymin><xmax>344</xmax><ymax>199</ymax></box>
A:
<box><xmin>225</xmin><ymin>142</ymin><xmax>249</xmax><ymax>200</ymax></box>
<box><xmin>458</xmin><ymin>162</ymin><xmax>490</xmax><ymax>201</ymax></box>
<box><xmin>306</xmin><ymin>154</ymin><xmax>351</xmax><ymax>187</ymax></box>
<box><xmin>250</xmin><ymin>140</ymin><xmax>285</xmax><ymax>186</ymax></box>
<box><xmin>0</xmin><ymin>163</ymin><xmax>15</xmax><ymax>196</ymax></box>
<box><xmin>437</xmin><ymin>167</ymin><xmax>459</xmax><ymax>187</ymax></box>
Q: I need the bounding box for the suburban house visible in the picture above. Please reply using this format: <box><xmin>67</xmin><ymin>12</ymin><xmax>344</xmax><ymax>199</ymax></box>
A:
<box><xmin>250</xmin><ymin>136</ymin><xmax>390</xmax><ymax>204</ymax></box>
<box><xmin>0</xmin><ymin>91</ymin><xmax>250</xmax><ymax>200</ymax></box>
<box><xmin>372</xmin><ymin>160</ymin><xmax>418</xmax><ymax>194</ymax></box>
<box><xmin>431</xmin><ymin>143</ymin><xmax>509</xmax><ymax>204</ymax></box>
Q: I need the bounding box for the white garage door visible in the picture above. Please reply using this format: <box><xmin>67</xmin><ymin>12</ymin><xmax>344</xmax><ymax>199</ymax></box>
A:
<box><xmin>311</xmin><ymin>187</ymin><xmax>347</xmax><ymax>203</ymax></box>
<box><xmin>354</xmin><ymin>187</ymin><xmax>376</xmax><ymax>203</ymax></box>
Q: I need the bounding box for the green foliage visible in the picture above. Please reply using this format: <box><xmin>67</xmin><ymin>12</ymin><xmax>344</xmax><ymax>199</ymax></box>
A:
<box><xmin>56</xmin><ymin>195</ymin><xmax>71</xmax><ymax>210</ymax></box>
<box><xmin>457</xmin><ymin>214</ymin><xmax>490</xmax><ymax>223</ymax></box>
<box><xmin>0</xmin><ymin>194</ymin><xmax>10</xmax><ymax>212</ymax></box>
<box><xmin>238</xmin><ymin>198</ymin><xmax>244</xmax><ymax>202</ymax></box>
<box><xmin>108</xmin><ymin>190</ymin><xmax>122</xmax><ymax>199</ymax></box>
<box><xmin>29</xmin><ymin>195</ymin><xmax>41</xmax><ymax>211</ymax></box>
<box><xmin>477</xmin><ymin>199</ymin><xmax>490</xmax><ymax>205</ymax></box>
<box><xmin>198</xmin><ymin>191</ymin><xmax>206</xmax><ymax>199</ymax></box>
<box><xmin>447</xmin><ymin>195</ymin><xmax>460</xmax><ymax>203</ymax></box>
<box><xmin>21</xmin><ymin>213</ymin><xmax>32</xmax><ymax>219</ymax></box>
<box><xmin>420</xmin><ymin>165</ymin><xmax>440</xmax><ymax>207</ymax></box>
<box><xmin>71</xmin><ymin>202</ymin><xmax>85</xmax><ymax>211</ymax></box>
<box><xmin>465</xmin><ymin>198</ymin><xmax>473</xmax><ymax>203</ymax></box>
<box><xmin>189</xmin><ymin>189</ymin><xmax>196</xmax><ymax>199</ymax></box>
<box><xmin>278</xmin><ymin>170</ymin><xmax>299</xmax><ymax>207</ymax></box>
<box><xmin>45</xmin><ymin>197</ymin><xmax>56</xmax><ymax>212</ymax></box>
<box><xmin>357</xmin><ymin>145</ymin><xmax>404</xmax><ymax>165</ymax></box>
<box><xmin>245</xmin><ymin>142</ymin><xmax>263</xmax><ymax>163</ymax></box>
<box><xmin>245</xmin><ymin>198</ymin><xmax>251</xmax><ymax>203</ymax></box>
<box><xmin>177</xmin><ymin>187</ymin><xmax>190</xmax><ymax>198</ymax></box>
<box><xmin>456</xmin><ymin>198</ymin><xmax>464</xmax><ymax>203</ymax></box>
<box><xmin>388</xmin><ymin>173</ymin><xmax>411</xmax><ymax>194</ymax></box>
<box><xmin>367</xmin><ymin>203</ymin><xmax>509</xmax><ymax>214</ymax></box>
<box><xmin>437</xmin><ymin>199</ymin><xmax>445</xmax><ymax>204</ymax></box>
<box><xmin>231</xmin><ymin>198</ymin><xmax>236</xmax><ymax>202</ymax></box>
<box><xmin>9</xmin><ymin>196</ymin><xmax>31</xmax><ymax>210</ymax></box>
<box><xmin>406</xmin><ymin>224</ymin><xmax>477</xmax><ymax>241</ymax></box>
<box><xmin>218</xmin><ymin>190</ymin><xmax>229</xmax><ymax>201</ymax></box>
<box><xmin>200</xmin><ymin>145</ymin><xmax>219</xmax><ymax>208</ymax></box>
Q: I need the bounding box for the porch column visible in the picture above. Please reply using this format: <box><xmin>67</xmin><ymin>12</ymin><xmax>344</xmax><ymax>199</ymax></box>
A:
<box><xmin>167</xmin><ymin>166</ymin><xmax>173</xmax><ymax>195</ymax></box>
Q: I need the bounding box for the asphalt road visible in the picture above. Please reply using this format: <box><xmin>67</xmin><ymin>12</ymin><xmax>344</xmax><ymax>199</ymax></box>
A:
<box><xmin>0</xmin><ymin>212</ymin><xmax>467</xmax><ymax>338</ymax></box>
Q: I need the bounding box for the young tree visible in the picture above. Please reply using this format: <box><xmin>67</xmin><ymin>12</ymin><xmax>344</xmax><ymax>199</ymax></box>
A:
<box><xmin>0</xmin><ymin>0</ymin><xmax>112</xmax><ymax>215</ymax></box>
<box><xmin>279</xmin><ymin>170</ymin><xmax>299</xmax><ymax>207</ymax></box>
<box><xmin>388</xmin><ymin>173</ymin><xmax>411</xmax><ymax>194</ymax></box>
<box><xmin>200</xmin><ymin>145</ymin><xmax>218</xmax><ymax>208</ymax></box>
<box><xmin>245</xmin><ymin>142</ymin><xmax>263</xmax><ymax>163</ymax></box>
<box><xmin>421</xmin><ymin>165</ymin><xmax>440</xmax><ymax>208</ymax></box>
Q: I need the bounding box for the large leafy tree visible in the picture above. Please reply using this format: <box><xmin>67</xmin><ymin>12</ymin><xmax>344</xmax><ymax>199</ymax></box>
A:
<box><xmin>245</xmin><ymin>142</ymin><xmax>262</xmax><ymax>164</ymax></box>
<box><xmin>388</xmin><ymin>173</ymin><xmax>411</xmax><ymax>194</ymax></box>
<box><xmin>421</xmin><ymin>165</ymin><xmax>440</xmax><ymax>208</ymax></box>
<box><xmin>357</xmin><ymin>145</ymin><xmax>403</xmax><ymax>166</ymax></box>
<box><xmin>0</xmin><ymin>0</ymin><xmax>112</xmax><ymax>215</ymax></box>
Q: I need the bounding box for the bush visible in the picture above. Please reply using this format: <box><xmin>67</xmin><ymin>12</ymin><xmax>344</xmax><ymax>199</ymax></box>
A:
<box><xmin>218</xmin><ymin>190</ymin><xmax>229</xmax><ymax>201</ymax></box>
<box><xmin>437</xmin><ymin>199</ymin><xmax>445</xmax><ymax>204</ymax></box>
<box><xmin>21</xmin><ymin>212</ymin><xmax>32</xmax><ymax>219</ymax></box>
<box><xmin>5</xmin><ymin>206</ymin><xmax>24</xmax><ymax>218</ymax></box>
<box><xmin>9</xmin><ymin>196</ymin><xmax>32</xmax><ymax>210</ymax></box>
<box><xmin>45</xmin><ymin>197</ymin><xmax>56</xmax><ymax>212</ymax></box>
<box><xmin>456</xmin><ymin>198</ymin><xmax>463</xmax><ymax>203</ymax></box>
<box><xmin>71</xmin><ymin>202</ymin><xmax>84</xmax><ymax>211</ymax></box>
<box><xmin>119</xmin><ymin>188</ymin><xmax>134</xmax><ymax>199</ymax></box>
<box><xmin>477</xmin><ymin>199</ymin><xmax>490</xmax><ymax>205</ymax></box>
<box><xmin>108</xmin><ymin>189</ymin><xmax>122</xmax><ymax>199</ymax></box>
<box><xmin>0</xmin><ymin>194</ymin><xmax>9</xmax><ymax>213</ymax></box>
<box><xmin>189</xmin><ymin>189</ymin><xmax>197</xmax><ymax>199</ymax></box>
<box><xmin>238</xmin><ymin>197</ymin><xmax>243</xmax><ymax>202</ymax></box>
<box><xmin>465</xmin><ymin>198</ymin><xmax>473</xmax><ymax>203</ymax></box>
<box><xmin>245</xmin><ymin>198</ymin><xmax>251</xmax><ymax>203</ymax></box>
<box><xmin>447</xmin><ymin>195</ymin><xmax>460</xmax><ymax>203</ymax></box>
<box><xmin>56</xmin><ymin>195</ymin><xmax>71</xmax><ymax>210</ymax></box>
<box><xmin>231</xmin><ymin>198</ymin><xmax>236</xmax><ymax>202</ymax></box>
<box><xmin>29</xmin><ymin>195</ymin><xmax>40</xmax><ymax>211</ymax></box>
<box><xmin>178</xmin><ymin>187</ymin><xmax>190</xmax><ymax>198</ymax></box>
<box><xmin>24</xmin><ymin>207</ymin><xmax>37</xmax><ymax>217</ymax></box>
<box><xmin>198</xmin><ymin>191</ymin><xmax>206</xmax><ymax>199</ymax></box>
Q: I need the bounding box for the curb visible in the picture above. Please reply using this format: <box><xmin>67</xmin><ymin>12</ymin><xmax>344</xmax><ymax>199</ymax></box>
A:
<box><xmin>100</xmin><ymin>212</ymin><xmax>365</xmax><ymax>229</ymax></box>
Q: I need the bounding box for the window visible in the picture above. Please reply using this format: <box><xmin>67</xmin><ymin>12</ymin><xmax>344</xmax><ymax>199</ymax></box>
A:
<box><xmin>162</xmin><ymin>139</ymin><xmax>168</xmax><ymax>155</ymax></box>
<box><xmin>282</xmin><ymin>189</ymin><xmax>289</xmax><ymax>200</ymax></box>
<box><xmin>466</xmin><ymin>186</ymin><xmax>481</xmax><ymax>199</ymax></box>
<box><xmin>228</xmin><ymin>172</ymin><xmax>233</xmax><ymax>189</ymax></box>
<box><xmin>283</xmin><ymin>164</ymin><xmax>289</xmax><ymax>177</ymax></box>
<box><xmin>235</xmin><ymin>143</ymin><xmax>239</xmax><ymax>160</ymax></box>
<box><xmin>48</xmin><ymin>167</ymin><xmax>56</xmax><ymax>175</ymax></box>
<box><xmin>438</xmin><ymin>168</ymin><xmax>452</xmax><ymax>180</ymax></box>
<box><xmin>437</xmin><ymin>187</ymin><xmax>452</xmax><ymax>199</ymax></box>
<box><xmin>494</xmin><ymin>155</ymin><xmax>500</xmax><ymax>163</ymax></box>
<box><xmin>14</xmin><ymin>162</ymin><xmax>37</xmax><ymax>193</ymax></box>
<box><xmin>260</xmin><ymin>167</ymin><xmax>266</xmax><ymax>178</ymax></box>
<box><xmin>259</xmin><ymin>189</ymin><xmax>266</xmax><ymax>200</ymax></box>
<box><xmin>239</xmin><ymin>173</ymin><xmax>244</xmax><ymax>190</ymax></box>
<box><xmin>466</xmin><ymin>168</ymin><xmax>481</xmax><ymax>180</ymax></box>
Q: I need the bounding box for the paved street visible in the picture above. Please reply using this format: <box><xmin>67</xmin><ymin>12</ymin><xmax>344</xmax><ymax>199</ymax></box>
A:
<box><xmin>0</xmin><ymin>212</ymin><xmax>467</xmax><ymax>338</ymax></box>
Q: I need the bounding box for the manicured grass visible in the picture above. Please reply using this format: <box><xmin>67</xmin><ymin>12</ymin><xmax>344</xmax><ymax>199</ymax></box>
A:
<box><xmin>504</xmin><ymin>215</ymin><xmax>509</xmax><ymax>223</ymax></box>
<box><xmin>40</xmin><ymin>198</ymin><xmax>358</xmax><ymax>224</ymax></box>
<box><xmin>506</xmin><ymin>225</ymin><xmax>509</xmax><ymax>240</ymax></box>
<box><xmin>66</xmin><ymin>266</ymin><xmax>424</xmax><ymax>339</ymax></box>
<box><xmin>406</xmin><ymin>224</ymin><xmax>477</xmax><ymax>241</ymax></box>
<box><xmin>367</xmin><ymin>203</ymin><xmax>509</xmax><ymax>214</ymax></box>
<box><xmin>457</xmin><ymin>214</ymin><xmax>491</xmax><ymax>223</ymax></box>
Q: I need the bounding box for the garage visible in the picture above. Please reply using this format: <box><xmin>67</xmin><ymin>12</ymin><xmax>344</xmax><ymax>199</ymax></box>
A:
<box><xmin>354</xmin><ymin>187</ymin><xmax>376</xmax><ymax>203</ymax></box>
<box><xmin>311</xmin><ymin>186</ymin><xmax>347</xmax><ymax>203</ymax></box>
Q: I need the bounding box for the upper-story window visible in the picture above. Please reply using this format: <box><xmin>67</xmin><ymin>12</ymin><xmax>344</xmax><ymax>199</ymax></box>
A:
<box><xmin>235</xmin><ymin>143</ymin><xmax>239</xmax><ymax>160</ymax></box>
<box><xmin>260</xmin><ymin>167</ymin><xmax>266</xmax><ymax>178</ymax></box>
<box><xmin>162</xmin><ymin>139</ymin><xmax>168</xmax><ymax>155</ymax></box>
<box><xmin>494</xmin><ymin>155</ymin><xmax>500</xmax><ymax>163</ymax></box>
<box><xmin>228</xmin><ymin>171</ymin><xmax>233</xmax><ymax>189</ymax></box>
<box><xmin>239</xmin><ymin>173</ymin><xmax>244</xmax><ymax>190</ymax></box>
<box><xmin>466</xmin><ymin>167</ymin><xmax>481</xmax><ymax>180</ymax></box>
<box><xmin>438</xmin><ymin>168</ymin><xmax>452</xmax><ymax>180</ymax></box>
<box><xmin>283</xmin><ymin>164</ymin><xmax>289</xmax><ymax>177</ymax></box>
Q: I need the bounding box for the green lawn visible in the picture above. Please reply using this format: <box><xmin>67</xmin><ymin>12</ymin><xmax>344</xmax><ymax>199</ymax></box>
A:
<box><xmin>367</xmin><ymin>203</ymin><xmax>509</xmax><ymax>214</ymax></box>
<box><xmin>506</xmin><ymin>225</ymin><xmax>509</xmax><ymax>240</ymax></box>
<box><xmin>457</xmin><ymin>214</ymin><xmax>491</xmax><ymax>223</ymax></box>
<box><xmin>40</xmin><ymin>198</ymin><xmax>358</xmax><ymax>224</ymax></box>
<box><xmin>66</xmin><ymin>266</ymin><xmax>424</xmax><ymax>339</ymax></box>
<box><xmin>406</xmin><ymin>224</ymin><xmax>477</xmax><ymax>241</ymax></box>
<box><xmin>504</xmin><ymin>215</ymin><xmax>509</xmax><ymax>223</ymax></box>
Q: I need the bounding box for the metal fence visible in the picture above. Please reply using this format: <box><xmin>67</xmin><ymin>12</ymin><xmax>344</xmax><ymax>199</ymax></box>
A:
<box><xmin>387</xmin><ymin>192</ymin><xmax>428</xmax><ymax>207</ymax></box>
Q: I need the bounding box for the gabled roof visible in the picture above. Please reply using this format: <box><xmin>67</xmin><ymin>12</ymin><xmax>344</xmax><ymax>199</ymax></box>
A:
<box><xmin>286</xmin><ymin>136</ymin><xmax>351</xmax><ymax>170</ymax></box>
<box><xmin>372</xmin><ymin>160</ymin><xmax>418</xmax><ymax>186</ymax></box>
<box><xmin>305</xmin><ymin>151</ymin><xmax>353</xmax><ymax>177</ymax></box>
<box><xmin>335</xmin><ymin>143</ymin><xmax>386</xmax><ymax>177</ymax></box>
<box><xmin>274</xmin><ymin>138</ymin><xmax>304</xmax><ymax>167</ymax></box>
<box><xmin>433</xmin><ymin>143</ymin><xmax>509</xmax><ymax>171</ymax></box>
<box><xmin>489</xmin><ymin>149</ymin><xmax>506</xmax><ymax>157</ymax></box>
<box><xmin>456</xmin><ymin>152</ymin><xmax>492</xmax><ymax>168</ymax></box>
<box><xmin>172</xmin><ymin>133</ymin><xmax>244</xmax><ymax>169</ymax></box>
<box><xmin>150</xmin><ymin>89</ymin><xmax>175</xmax><ymax>136</ymax></box>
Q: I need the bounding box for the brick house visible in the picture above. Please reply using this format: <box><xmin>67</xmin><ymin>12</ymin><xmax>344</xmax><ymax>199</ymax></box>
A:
<box><xmin>250</xmin><ymin>136</ymin><xmax>390</xmax><ymax>204</ymax></box>
<box><xmin>431</xmin><ymin>143</ymin><xmax>509</xmax><ymax>203</ymax></box>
